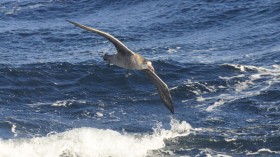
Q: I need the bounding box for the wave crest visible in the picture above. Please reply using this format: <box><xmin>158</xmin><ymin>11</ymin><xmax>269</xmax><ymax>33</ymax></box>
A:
<box><xmin>0</xmin><ymin>118</ymin><xmax>191</xmax><ymax>157</ymax></box>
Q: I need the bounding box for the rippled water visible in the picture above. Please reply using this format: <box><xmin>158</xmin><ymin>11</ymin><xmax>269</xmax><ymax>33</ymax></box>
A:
<box><xmin>0</xmin><ymin>0</ymin><xmax>280</xmax><ymax>156</ymax></box>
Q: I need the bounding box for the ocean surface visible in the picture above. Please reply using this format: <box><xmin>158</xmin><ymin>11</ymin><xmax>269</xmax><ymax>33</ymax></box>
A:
<box><xmin>0</xmin><ymin>0</ymin><xmax>280</xmax><ymax>156</ymax></box>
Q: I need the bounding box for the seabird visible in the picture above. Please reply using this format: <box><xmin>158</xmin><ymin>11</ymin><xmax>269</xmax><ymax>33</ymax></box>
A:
<box><xmin>67</xmin><ymin>20</ymin><xmax>174</xmax><ymax>114</ymax></box>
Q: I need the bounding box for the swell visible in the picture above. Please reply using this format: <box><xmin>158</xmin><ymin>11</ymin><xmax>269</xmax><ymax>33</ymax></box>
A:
<box><xmin>0</xmin><ymin>61</ymin><xmax>182</xmax><ymax>106</ymax></box>
<box><xmin>2</xmin><ymin>60</ymin><xmax>278</xmax><ymax>109</ymax></box>
<box><xmin>0</xmin><ymin>0</ymin><xmax>279</xmax><ymax>67</ymax></box>
<box><xmin>170</xmin><ymin>133</ymin><xmax>280</xmax><ymax>156</ymax></box>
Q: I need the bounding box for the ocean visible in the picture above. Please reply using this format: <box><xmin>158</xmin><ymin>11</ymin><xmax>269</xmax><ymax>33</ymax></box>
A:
<box><xmin>0</xmin><ymin>0</ymin><xmax>280</xmax><ymax>156</ymax></box>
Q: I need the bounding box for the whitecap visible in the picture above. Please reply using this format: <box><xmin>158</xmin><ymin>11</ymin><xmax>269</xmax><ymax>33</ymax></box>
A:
<box><xmin>246</xmin><ymin>148</ymin><xmax>280</xmax><ymax>155</ymax></box>
<box><xmin>206</xmin><ymin>99</ymin><xmax>225</xmax><ymax>112</ymax></box>
<box><xmin>0</xmin><ymin>118</ymin><xmax>192</xmax><ymax>157</ymax></box>
<box><xmin>204</xmin><ymin>64</ymin><xmax>280</xmax><ymax>111</ymax></box>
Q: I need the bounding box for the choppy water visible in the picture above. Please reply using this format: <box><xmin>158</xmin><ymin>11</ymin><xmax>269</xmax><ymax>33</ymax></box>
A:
<box><xmin>0</xmin><ymin>0</ymin><xmax>280</xmax><ymax>156</ymax></box>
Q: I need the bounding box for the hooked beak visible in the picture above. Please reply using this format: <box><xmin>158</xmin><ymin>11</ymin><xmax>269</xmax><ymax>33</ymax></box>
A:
<box><xmin>148</xmin><ymin>64</ymin><xmax>155</xmax><ymax>72</ymax></box>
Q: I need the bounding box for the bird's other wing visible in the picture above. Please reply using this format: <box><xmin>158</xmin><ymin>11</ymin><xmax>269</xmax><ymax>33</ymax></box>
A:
<box><xmin>67</xmin><ymin>20</ymin><xmax>134</xmax><ymax>56</ymax></box>
<box><xmin>143</xmin><ymin>69</ymin><xmax>174</xmax><ymax>114</ymax></box>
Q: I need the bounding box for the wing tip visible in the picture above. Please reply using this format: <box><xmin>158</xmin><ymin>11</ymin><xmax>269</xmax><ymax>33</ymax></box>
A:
<box><xmin>168</xmin><ymin>104</ymin><xmax>174</xmax><ymax>114</ymax></box>
<box><xmin>66</xmin><ymin>20</ymin><xmax>78</xmax><ymax>26</ymax></box>
<box><xmin>66</xmin><ymin>19</ymin><xmax>72</xmax><ymax>23</ymax></box>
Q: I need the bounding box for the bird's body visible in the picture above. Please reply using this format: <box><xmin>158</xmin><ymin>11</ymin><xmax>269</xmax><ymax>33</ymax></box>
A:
<box><xmin>104</xmin><ymin>53</ymin><xmax>145</xmax><ymax>70</ymax></box>
<box><xmin>67</xmin><ymin>20</ymin><xmax>174</xmax><ymax>114</ymax></box>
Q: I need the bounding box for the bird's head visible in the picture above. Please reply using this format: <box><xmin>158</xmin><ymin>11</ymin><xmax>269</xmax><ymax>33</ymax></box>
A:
<box><xmin>143</xmin><ymin>59</ymin><xmax>155</xmax><ymax>72</ymax></box>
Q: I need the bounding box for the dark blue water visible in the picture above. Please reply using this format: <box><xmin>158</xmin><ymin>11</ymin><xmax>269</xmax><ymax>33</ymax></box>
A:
<box><xmin>0</xmin><ymin>0</ymin><xmax>280</xmax><ymax>156</ymax></box>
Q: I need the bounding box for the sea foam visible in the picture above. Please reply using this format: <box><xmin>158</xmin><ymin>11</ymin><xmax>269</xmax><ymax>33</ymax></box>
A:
<box><xmin>0</xmin><ymin>118</ymin><xmax>191</xmax><ymax>157</ymax></box>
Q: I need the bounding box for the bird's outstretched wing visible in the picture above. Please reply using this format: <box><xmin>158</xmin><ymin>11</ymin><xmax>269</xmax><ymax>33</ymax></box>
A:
<box><xmin>67</xmin><ymin>20</ymin><xmax>134</xmax><ymax>56</ymax></box>
<box><xmin>143</xmin><ymin>69</ymin><xmax>174</xmax><ymax>114</ymax></box>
